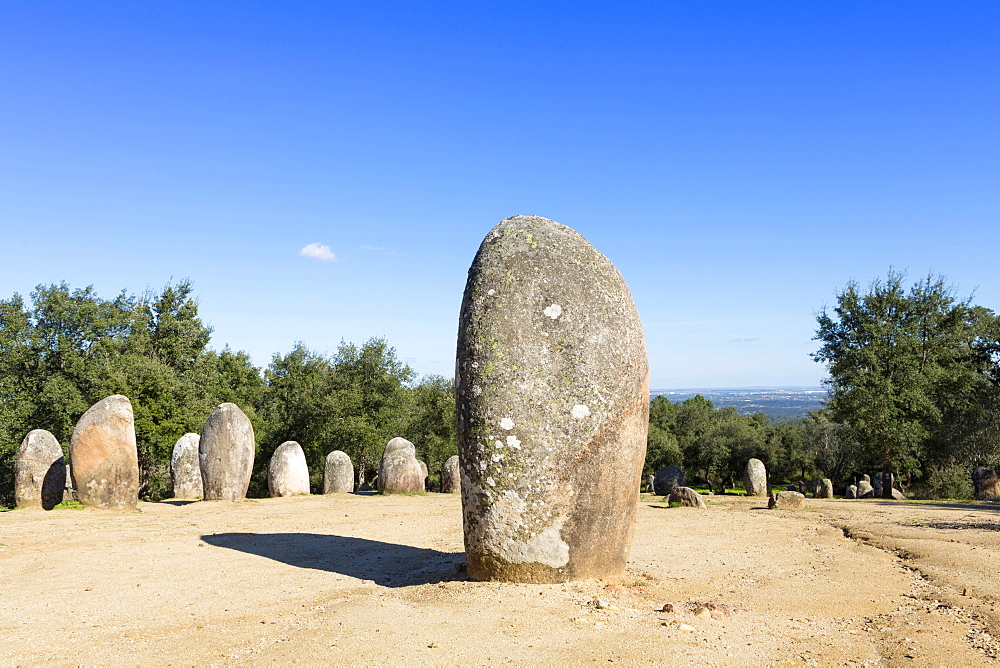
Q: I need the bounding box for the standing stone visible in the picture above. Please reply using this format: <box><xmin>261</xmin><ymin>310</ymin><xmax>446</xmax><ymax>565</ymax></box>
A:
<box><xmin>170</xmin><ymin>433</ymin><xmax>202</xmax><ymax>500</ymax></box>
<box><xmin>63</xmin><ymin>463</ymin><xmax>75</xmax><ymax>502</ymax></box>
<box><xmin>973</xmin><ymin>467</ymin><xmax>1000</xmax><ymax>501</ymax></box>
<box><xmin>845</xmin><ymin>484</ymin><xmax>858</xmax><ymax>499</ymax></box>
<box><xmin>268</xmin><ymin>441</ymin><xmax>310</xmax><ymax>497</ymax></box>
<box><xmin>440</xmin><ymin>455</ymin><xmax>461</xmax><ymax>493</ymax></box>
<box><xmin>668</xmin><ymin>486</ymin><xmax>707</xmax><ymax>509</ymax></box>
<box><xmin>418</xmin><ymin>460</ymin><xmax>429</xmax><ymax>491</ymax></box>
<box><xmin>69</xmin><ymin>395</ymin><xmax>139</xmax><ymax>510</ymax></box>
<box><xmin>742</xmin><ymin>459</ymin><xmax>768</xmax><ymax>497</ymax></box>
<box><xmin>377</xmin><ymin>437</ymin><xmax>424</xmax><ymax>494</ymax></box>
<box><xmin>857</xmin><ymin>480</ymin><xmax>875</xmax><ymax>498</ymax></box>
<box><xmin>653</xmin><ymin>466</ymin><xmax>686</xmax><ymax>497</ymax></box>
<box><xmin>322</xmin><ymin>451</ymin><xmax>354</xmax><ymax>493</ymax></box>
<box><xmin>817</xmin><ymin>478</ymin><xmax>834</xmax><ymax>499</ymax></box>
<box><xmin>457</xmin><ymin>215</ymin><xmax>649</xmax><ymax>583</ymax></box>
<box><xmin>14</xmin><ymin>429</ymin><xmax>65</xmax><ymax>510</ymax></box>
<box><xmin>199</xmin><ymin>403</ymin><xmax>255</xmax><ymax>501</ymax></box>
<box><xmin>645</xmin><ymin>474</ymin><xmax>655</xmax><ymax>494</ymax></box>
<box><xmin>861</xmin><ymin>474</ymin><xmax>871</xmax><ymax>483</ymax></box>
<box><xmin>768</xmin><ymin>491</ymin><xmax>805</xmax><ymax>509</ymax></box>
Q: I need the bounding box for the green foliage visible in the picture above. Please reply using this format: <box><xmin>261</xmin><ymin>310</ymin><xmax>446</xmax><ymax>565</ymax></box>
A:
<box><xmin>921</xmin><ymin>463</ymin><xmax>975</xmax><ymax>500</ymax></box>
<box><xmin>813</xmin><ymin>270</ymin><xmax>1000</xmax><ymax>494</ymax></box>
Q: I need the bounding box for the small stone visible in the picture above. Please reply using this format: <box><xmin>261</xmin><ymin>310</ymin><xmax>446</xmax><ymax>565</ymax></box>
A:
<box><xmin>660</xmin><ymin>603</ymin><xmax>674</xmax><ymax>613</ymax></box>
<box><xmin>377</xmin><ymin>438</ymin><xmax>424</xmax><ymax>494</ymax></box>
<box><xmin>268</xmin><ymin>441</ymin><xmax>310</xmax><ymax>497</ymax></box>
<box><xmin>677</xmin><ymin>623</ymin><xmax>696</xmax><ymax>632</ymax></box>
<box><xmin>170</xmin><ymin>433</ymin><xmax>202</xmax><ymax>500</ymax></box>
<box><xmin>668</xmin><ymin>486</ymin><xmax>707</xmax><ymax>508</ymax></box>
<box><xmin>768</xmin><ymin>491</ymin><xmax>805</xmax><ymax>509</ymax></box>
<box><xmin>440</xmin><ymin>455</ymin><xmax>461</xmax><ymax>493</ymax></box>
<box><xmin>694</xmin><ymin>606</ymin><xmax>712</xmax><ymax>619</ymax></box>
<box><xmin>845</xmin><ymin>484</ymin><xmax>858</xmax><ymax>499</ymax></box>
<box><xmin>322</xmin><ymin>450</ymin><xmax>354</xmax><ymax>493</ymax></box>
<box><xmin>14</xmin><ymin>429</ymin><xmax>65</xmax><ymax>510</ymax></box>
<box><xmin>743</xmin><ymin>459</ymin><xmax>768</xmax><ymax>497</ymax></box>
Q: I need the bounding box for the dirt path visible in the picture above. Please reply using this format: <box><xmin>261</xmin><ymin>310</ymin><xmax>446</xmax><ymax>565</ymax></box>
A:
<box><xmin>1</xmin><ymin>492</ymin><xmax>998</xmax><ymax>665</ymax></box>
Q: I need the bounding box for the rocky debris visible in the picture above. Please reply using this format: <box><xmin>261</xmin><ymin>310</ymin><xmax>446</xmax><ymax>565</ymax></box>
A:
<box><xmin>653</xmin><ymin>465</ymin><xmax>685</xmax><ymax>497</ymax></box>
<box><xmin>667</xmin><ymin>486</ymin><xmax>707</xmax><ymax>508</ymax></box>
<box><xmin>268</xmin><ymin>441</ymin><xmax>310</xmax><ymax>497</ymax></box>
<box><xmin>377</xmin><ymin>437</ymin><xmax>424</xmax><ymax>494</ymax></box>
<box><xmin>972</xmin><ymin>467</ymin><xmax>1000</xmax><ymax>501</ymax></box>
<box><xmin>817</xmin><ymin>478</ymin><xmax>834</xmax><ymax>499</ymax></box>
<box><xmin>456</xmin><ymin>215</ymin><xmax>648</xmax><ymax>583</ymax></box>
<box><xmin>14</xmin><ymin>429</ymin><xmax>65</xmax><ymax>510</ymax></box>
<box><xmin>769</xmin><ymin>491</ymin><xmax>805</xmax><ymax>509</ymax></box>
<box><xmin>322</xmin><ymin>450</ymin><xmax>354</xmax><ymax>493</ymax></box>
<box><xmin>199</xmin><ymin>403</ymin><xmax>255</xmax><ymax>501</ymax></box>
<box><xmin>170</xmin><ymin>433</ymin><xmax>202</xmax><ymax>499</ymax></box>
<box><xmin>69</xmin><ymin>395</ymin><xmax>139</xmax><ymax>510</ymax></box>
<box><xmin>440</xmin><ymin>455</ymin><xmax>460</xmax><ymax>493</ymax></box>
<box><xmin>743</xmin><ymin>458</ymin><xmax>768</xmax><ymax>497</ymax></box>
<box><xmin>845</xmin><ymin>484</ymin><xmax>858</xmax><ymax>499</ymax></box>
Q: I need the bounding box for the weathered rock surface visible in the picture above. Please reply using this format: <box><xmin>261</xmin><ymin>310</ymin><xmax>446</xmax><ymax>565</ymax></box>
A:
<box><xmin>972</xmin><ymin>467</ymin><xmax>1000</xmax><ymax>501</ymax></box>
<box><xmin>653</xmin><ymin>466</ymin><xmax>685</xmax><ymax>497</ymax></box>
<box><xmin>14</xmin><ymin>429</ymin><xmax>65</xmax><ymax>510</ymax></box>
<box><xmin>668</xmin><ymin>486</ymin><xmax>707</xmax><ymax>509</ymax></box>
<box><xmin>845</xmin><ymin>484</ymin><xmax>858</xmax><ymax>499</ymax></box>
<box><xmin>456</xmin><ymin>215</ymin><xmax>649</xmax><ymax>583</ymax></box>
<box><xmin>743</xmin><ymin>459</ymin><xmax>768</xmax><ymax>497</ymax></box>
<box><xmin>377</xmin><ymin>437</ymin><xmax>424</xmax><ymax>494</ymax></box>
<box><xmin>861</xmin><ymin>474</ymin><xmax>871</xmax><ymax>483</ymax></box>
<box><xmin>170</xmin><ymin>433</ymin><xmax>202</xmax><ymax>499</ymax></box>
<box><xmin>69</xmin><ymin>395</ymin><xmax>139</xmax><ymax>510</ymax></box>
<box><xmin>268</xmin><ymin>441</ymin><xmax>310</xmax><ymax>497</ymax></box>
<box><xmin>818</xmin><ymin>478</ymin><xmax>834</xmax><ymax>499</ymax></box>
<box><xmin>418</xmin><ymin>460</ymin><xmax>429</xmax><ymax>491</ymax></box>
<box><xmin>63</xmin><ymin>463</ymin><xmax>75</xmax><ymax>501</ymax></box>
<box><xmin>645</xmin><ymin>474</ymin><xmax>655</xmax><ymax>494</ymax></box>
<box><xmin>440</xmin><ymin>455</ymin><xmax>461</xmax><ymax>493</ymax></box>
<box><xmin>323</xmin><ymin>450</ymin><xmax>354</xmax><ymax>493</ymax></box>
<box><xmin>769</xmin><ymin>491</ymin><xmax>805</xmax><ymax>509</ymax></box>
<box><xmin>857</xmin><ymin>480</ymin><xmax>875</xmax><ymax>498</ymax></box>
<box><xmin>199</xmin><ymin>403</ymin><xmax>255</xmax><ymax>501</ymax></box>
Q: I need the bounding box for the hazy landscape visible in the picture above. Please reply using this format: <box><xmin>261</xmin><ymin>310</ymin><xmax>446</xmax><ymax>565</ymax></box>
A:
<box><xmin>652</xmin><ymin>387</ymin><xmax>827</xmax><ymax>423</ymax></box>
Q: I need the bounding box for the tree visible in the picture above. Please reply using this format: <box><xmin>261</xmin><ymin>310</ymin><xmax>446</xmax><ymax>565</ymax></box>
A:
<box><xmin>813</xmin><ymin>271</ymin><xmax>1000</xmax><ymax>496</ymax></box>
<box><xmin>406</xmin><ymin>375</ymin><xmax>457</xmax><ymax>489</ymax></box>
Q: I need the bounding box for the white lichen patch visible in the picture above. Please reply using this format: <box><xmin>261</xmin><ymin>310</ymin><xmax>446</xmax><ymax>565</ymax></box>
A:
<box><xmin>500</xmin><ymin>417</ymin><xmax>515</xmax><ymax>430</ymax></box>
<box><xmin>506</xmin><ymin>435</ymin><xmax>521</xmax><ymax>449</ymax></box>
<box><xmin>571</xmin><ymin>404</ymin><xmax>591</xmax><ymax>419</ymax></box>
<box><xmin>486</xmin><ymin>476</ymin><xmax>496</xmax><ymax>486</ymax></box>
<box><xmin>543</xmin><ymin>304</ymin><xmax>563</xmax><ymax>319</ymax></box>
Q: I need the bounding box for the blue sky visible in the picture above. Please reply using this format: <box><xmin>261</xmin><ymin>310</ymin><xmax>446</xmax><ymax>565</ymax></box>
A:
<box><xmin>1</xmin><ymin>2</ymin><xmax>997</xmax><ymax>388</ymax></box>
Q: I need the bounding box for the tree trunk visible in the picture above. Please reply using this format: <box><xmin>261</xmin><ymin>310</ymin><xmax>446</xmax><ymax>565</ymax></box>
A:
<box><xmin>882</xmin><ymin>458</ymin><xmax>893</xmax><ymax>499</ymax></box>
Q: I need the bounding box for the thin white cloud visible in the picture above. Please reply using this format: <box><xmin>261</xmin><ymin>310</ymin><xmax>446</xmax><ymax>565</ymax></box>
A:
<box><xmin>300</xmin><ymin>243</ymin><xmax>338</xmax><ymax>262</ymax></box>
<box><xmin>727</xmin><ymin>337</ymin><xmax>762</xmax><ymax>344</ymax></box>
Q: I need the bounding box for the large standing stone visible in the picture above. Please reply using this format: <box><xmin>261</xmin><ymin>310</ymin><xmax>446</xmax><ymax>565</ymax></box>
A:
<box><xmin>743</xmin><ymin>459</ymin><xmax>768</xmax><ymax>497</ymax></box>
<box><xmin>170</xmin><ymin>433</ymin><xmax>202</xmax><ymax>499</ymax></box>
<box><xmin>323</xmin><ymin>451</ymin><xmax>354</xmax><ymax>493</ymax></box>
<box><xmin>377</xmin><ymin>437</ymin><xmax>424</xmax><ymax>494</ymax></box>
<box><xmin>817</xmin><ymin>478</ymin><xmax>834</xmax><ymax>499</ymax></box>
<box><xmin>973</xmin><ymin>467</ymin><xmax>1000</xmax><ymax>501</ymax></box>
<box><xmin>440</xmin><ymin>455</ymin><xmax>461</xmax><ymax>493</ymax></box>
<box><xmin>768</xmin><ymin>491</ymin><xmax>805</xmax><ymax>509</ymax></box>
<box><xmin>456</xmin><ymin>215</ymin><xmax>649</xmax><ymax>583</ymax></box>
<box><xmin>845</xmin><ymin>484</ymin><xmax>858</xmax><ymax>499</ymax></box>
<box><xmin>653</xmin><ymin>465</ymin><xmax>686</xmax><ymax>497</ymax></box>
<box><xmin>199</xmin><ymin>403</ymin><xmax>255</xmax><ymax>501</ymax></box>
<box><xmin>268</xmin><ymin>441</ymin><xmax>310</xmax><ymax>497</ymax></box>
<box><xmin>857</xmin><ymin>480</ymin><xmax>875</xmax><ymax>498</ymax></box>
<box><xmin>668</xmin><ymin>486</ymin><xmax>707</xmax><ymax>509</ymax></box>
<box><xmin>645</xmin><ymin>474</ymin><xmax>655</xmax><ymax>494</ymax></box>
<box><xmin>14</xmin><ymin>429</ymin><xmax>65</xmax><ymax>510</ymax></box>
<box><xmin>69</xmin><ymin>395</ymin><xmax>139</xmax><ymax>510</ymax></box>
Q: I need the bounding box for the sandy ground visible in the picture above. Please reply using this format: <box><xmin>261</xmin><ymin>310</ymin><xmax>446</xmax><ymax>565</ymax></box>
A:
<box><xmin>2</xmin><ymin>492</ymin><xmax>999</xmax><ymax>666</ymax></box>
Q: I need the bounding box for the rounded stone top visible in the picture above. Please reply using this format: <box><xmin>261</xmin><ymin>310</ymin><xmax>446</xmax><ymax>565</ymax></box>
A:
<box><xmin>326</xmin><ymin>450</ymin><xmax>351</xmax><ymax>462</ymax></box>
<box><xmin>384</xmin><ymin>437</ymin><xmax>416</xmax><ymax>457</ymax></box>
